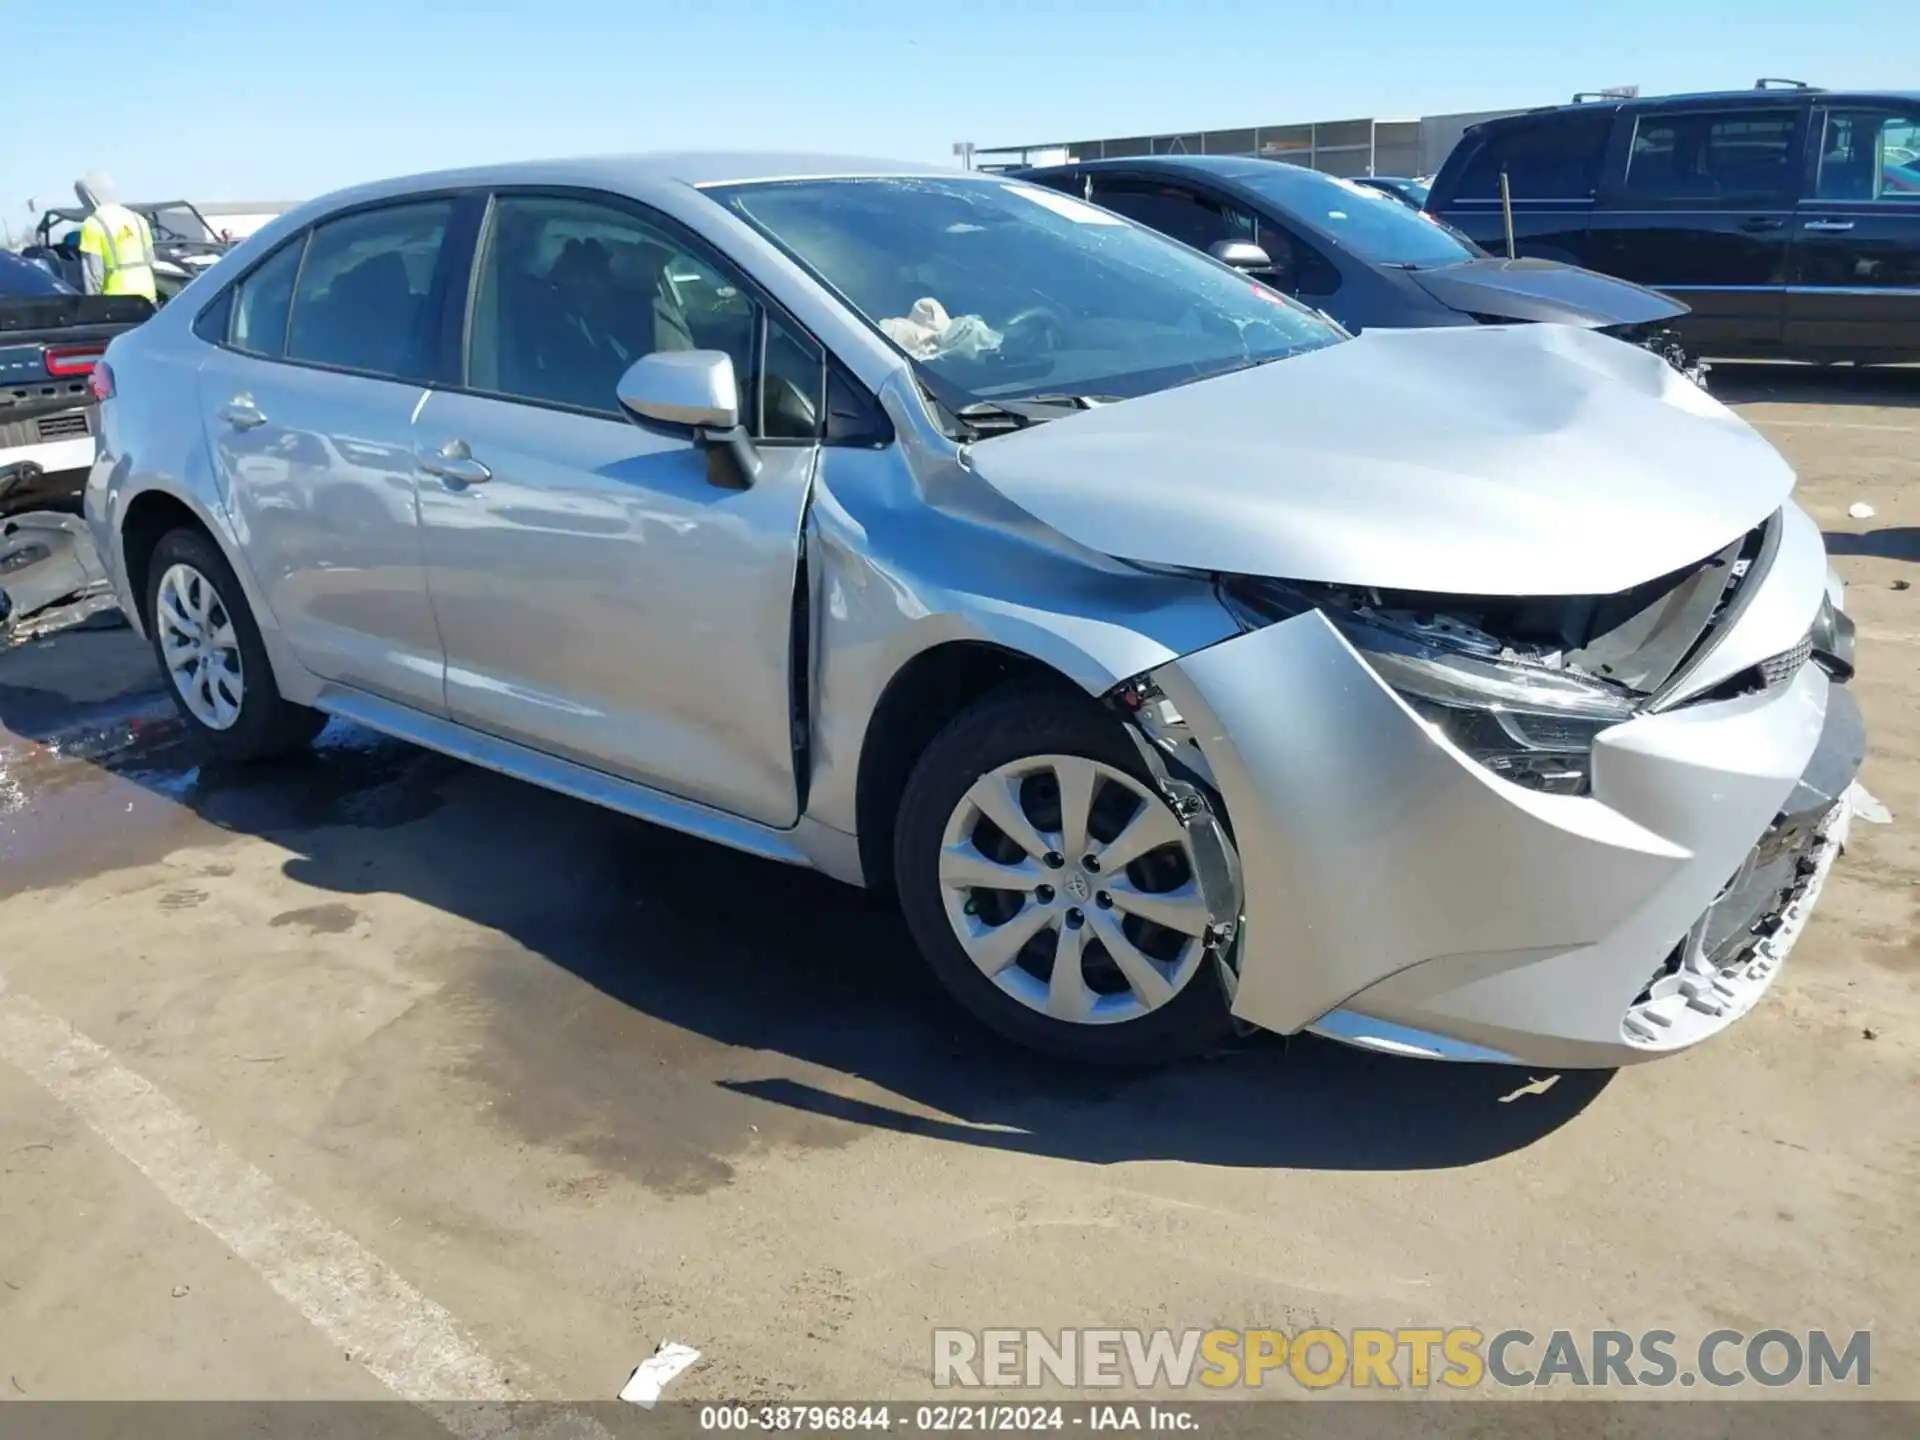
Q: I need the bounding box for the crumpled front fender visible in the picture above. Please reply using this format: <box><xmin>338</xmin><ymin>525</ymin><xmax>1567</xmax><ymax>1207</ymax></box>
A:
<box><xmin>1149</xmin><ymin>610</ymin><xmax>1690</xmax><ymax>1036</ymax></box>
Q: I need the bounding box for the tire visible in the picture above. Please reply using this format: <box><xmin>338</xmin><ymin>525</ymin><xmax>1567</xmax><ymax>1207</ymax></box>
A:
<box><xmin>894</xmin><ymin>681</ymin><xmax>1235</xmax><ymax>1067</ymax></box>
<box><xmin>143</xmin><ymin>527</ymin><xmax>325</xmax><ymax>763</ymax></box>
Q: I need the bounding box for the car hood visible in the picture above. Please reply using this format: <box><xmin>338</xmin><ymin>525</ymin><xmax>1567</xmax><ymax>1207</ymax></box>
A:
<box><xmin>961</xmin><ymin>324</ymin><xmax>1793</xmax><ymax>597</ymax></box>
<box><xmin>1407</xmin><ymin>256</ymin><xmax>1687</xmax><ymax>327</ymax></box>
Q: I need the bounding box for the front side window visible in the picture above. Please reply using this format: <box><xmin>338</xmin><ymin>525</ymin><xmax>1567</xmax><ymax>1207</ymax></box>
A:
<box><xmin>709</xmin><ymin>176</ymin><xmax>1344</xmax><ymax>408</ymax></box>
<box><xmin>1095</xmin><ymin>182</ymin><xmax>1253</xmax><ymax>254</ymax></box>
<box><xmin>1816</xmin><ymin>110</ymin><xmax>1920</xmax><ymax>201</ymax></box>
<box><xmin>466</xmin><ymin>194</ymin><xmax>823</xmax><ymax>438</ymax></box>
<box><xmin>1453</xmin><ymin>113</ymin><xmax>1613</xmax><ymax>201</ymax></box>
<box><xmin>229</xmin><ymin>237</ymin><xmax>304</xmax><ymax>357</ymax></box>
<box><xmin>1624</xmin><ymin>108</ymin><xmax>1803</xmax><ymax>202</ymax></box>
<box><xmin>285</xmin><ymin>200</ymin><xmax>452</xmax><ymax>380</ymax></box>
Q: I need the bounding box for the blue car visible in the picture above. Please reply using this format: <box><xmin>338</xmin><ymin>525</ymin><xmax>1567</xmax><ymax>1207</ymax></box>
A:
<box><xmin>1016</xmin><ymin>155</ymin><xmax>1704</xmax><ymax>382</ymax></box>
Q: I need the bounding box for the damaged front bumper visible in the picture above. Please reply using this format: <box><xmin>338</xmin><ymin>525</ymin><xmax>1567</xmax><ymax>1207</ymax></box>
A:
<box><xmin>1144</xmin><ymin>576</ymin><xmax>1860</xmax><ymax>1070</ymax></box>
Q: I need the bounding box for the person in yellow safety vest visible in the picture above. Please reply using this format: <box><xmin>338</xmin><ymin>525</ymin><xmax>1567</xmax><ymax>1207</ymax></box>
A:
<box><xmin>73</xmin><ymin>171</ymin><xmax>157</xmax><ymax>301</ymax></box>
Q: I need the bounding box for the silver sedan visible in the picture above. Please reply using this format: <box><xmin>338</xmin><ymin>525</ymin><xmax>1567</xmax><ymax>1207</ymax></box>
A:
<box><xmin>83</xmin><ymin>152</ymin><xmax>1863</xmax><ymax>1069</ymax></box>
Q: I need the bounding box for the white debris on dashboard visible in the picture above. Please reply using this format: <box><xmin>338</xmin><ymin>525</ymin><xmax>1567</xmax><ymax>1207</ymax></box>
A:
<box><xmin>880</xmin><ymin>297</ymin><xmax>1002</xmax><ymax>360</ymax></box>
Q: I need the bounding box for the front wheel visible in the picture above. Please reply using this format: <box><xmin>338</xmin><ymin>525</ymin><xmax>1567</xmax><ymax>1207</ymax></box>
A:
<box><xmin>144</xmin><ymin>527</ymin><xmax>325</xmax><ymax>763</ymax></box>
<box><xmin>894</xmin><ymin>684</ymin><xmax>1235</xmax><ymax>1066</ymax></box>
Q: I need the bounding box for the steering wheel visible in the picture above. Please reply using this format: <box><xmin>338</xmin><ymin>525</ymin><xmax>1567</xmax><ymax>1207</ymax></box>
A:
<box><xmin>999</xmin><ymin>305</ymin><xmax>1068</xmax><ymax>352</ymax></box>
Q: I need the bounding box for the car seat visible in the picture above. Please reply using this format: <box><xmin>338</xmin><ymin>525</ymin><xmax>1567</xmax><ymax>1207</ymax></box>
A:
<box><xmin>299</xmin><ymin>252</ymin><xmax>420</xmax><ymax>375</ymax></box>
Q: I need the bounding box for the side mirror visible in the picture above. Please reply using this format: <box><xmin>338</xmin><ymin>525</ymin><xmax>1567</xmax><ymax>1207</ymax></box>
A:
<box><xmin>617</xmin><ymin>350</ymin><xmax>739</xmax><ymax>430</ymax></box>
<box><xmin>615</xmin><ymin>350</ymin><xmax>760</xmax><ymax>488</ymax></box>
<box><xmin>1208</xmin><ymin>239</ymin><xmax>1273</xmax><ymax>272</ymax></box>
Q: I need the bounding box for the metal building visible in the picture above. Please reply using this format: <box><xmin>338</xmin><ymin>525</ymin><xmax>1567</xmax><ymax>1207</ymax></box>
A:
<box><xmin>970</xmin><ymin>98</ymin><xmax>1634</xmax><ymax>180</ymax></box>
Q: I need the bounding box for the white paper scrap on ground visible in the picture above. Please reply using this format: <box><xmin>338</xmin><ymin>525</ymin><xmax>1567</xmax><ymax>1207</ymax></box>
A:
<box><xmin>620</xmin><ymin>1342</ymin><xmax>701</xmax><ymax>1407</ymax></box>
<box><xmin>1848</xmin><ymin>783</ymin><xmax>1893</xmax><ymax>826</ymax></box>
<box><xmin>1848</xmin><ymin>502</ymin><xmax>1876</xmax><ymax>519</ymax></box>
<box><xmin>1498</xmin><ymin>1075</ymin><xmax>1560</xmax><ymax>1103</ymax></box>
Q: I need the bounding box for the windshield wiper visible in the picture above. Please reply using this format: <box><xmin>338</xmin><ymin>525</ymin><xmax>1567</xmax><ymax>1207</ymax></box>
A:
<box><xmin>1172</xmin><ymin>352</ymin><xmax>1296</xmax><ymax>389</ymax></box>
<box><xmin>949</xmin><ymin>394</ymin><xmax>1119</xmax><ymax>435</ymax></box>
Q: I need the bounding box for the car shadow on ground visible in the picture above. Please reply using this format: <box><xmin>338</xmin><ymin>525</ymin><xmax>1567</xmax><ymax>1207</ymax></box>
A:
<box><xmin>1823</xmin><ymin>527</ymin><xmax>1920</xmax><ymax>562</ymax></box>
<box><xmin>1</xmin><ymin>617</ymin><xmax>1613</xmax><ymax>1175</ymax></box>
<box><xmin>1707</xmin><ymin>361</ymin><xmax>1920</xmax><ymax>408</ymax></box>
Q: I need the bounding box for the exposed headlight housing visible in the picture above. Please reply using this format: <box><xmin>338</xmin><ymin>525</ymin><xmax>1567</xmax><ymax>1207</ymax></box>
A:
<box><xmin>1219</xmin><ymin>576</ymin><xmax>1639</xmax><ymax>796</ymax></box>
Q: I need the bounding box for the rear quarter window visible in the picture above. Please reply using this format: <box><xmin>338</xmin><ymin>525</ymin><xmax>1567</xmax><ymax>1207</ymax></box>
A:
<box><xmin>228</xmin><ymin>237</ymin><xmax>306</xmax><ymax>358</ymax></box>
<box><xmin>1449</xmin><ymin>112</ymin><xmax>1615</xmax><ymax>201</ymax></box>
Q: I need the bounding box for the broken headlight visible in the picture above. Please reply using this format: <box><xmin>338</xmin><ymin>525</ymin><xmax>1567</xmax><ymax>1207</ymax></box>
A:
<box><xmin>1219</xmin><ymin>576</ymin><xmax>1638</xmax><ymax>796</ymax></box>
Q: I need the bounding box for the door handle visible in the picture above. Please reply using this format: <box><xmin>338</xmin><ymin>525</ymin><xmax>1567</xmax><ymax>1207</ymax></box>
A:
<box><xmin>1739</xmin><ymin>217</ymin><xmax>1786</xmax><ymax>232</ymax></box>
<box><xmin>1803</xmin><ymin>219</ymin><xmax>1856</xmax><ymax>232</ymax></box>
<box><xmin>416</xmin><ymin>439</ymin><xmax>492</xmax><ymax>486</ymax></box>
<box><xmin>219</xmin><ymin>397</ymin><xmax>266</xmax><ymax>429</ymax></box>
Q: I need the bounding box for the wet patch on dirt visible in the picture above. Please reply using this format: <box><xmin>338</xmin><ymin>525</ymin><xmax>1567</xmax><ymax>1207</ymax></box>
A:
<box><xmin>1</xmin><ymin>621</ymin><xmax>457</xmax><ymax>899</ymax></box>
<box><xmin>309</xmin><ymin>777</ymin><xmax>904</xmax><ymax>1194</ymax></box>
<box><xmin>269</xmin><ymin>903</ymin><xmax>361</xmax><ymax>935</ymax></box>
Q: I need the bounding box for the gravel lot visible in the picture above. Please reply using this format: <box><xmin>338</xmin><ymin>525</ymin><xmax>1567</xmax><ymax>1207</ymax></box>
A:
<box><xmin>1</xmin><ymin>365</ymin><xmax>1915</xmax><ymax>1419</ymax></box>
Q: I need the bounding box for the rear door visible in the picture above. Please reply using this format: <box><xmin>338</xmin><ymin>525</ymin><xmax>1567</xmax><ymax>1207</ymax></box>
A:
<box><xmin>197</xmin><ymin>198</ymin><xmax>467</xmax><ymax>714</ymax></box>
<box><xmin>1786</xmin><ymin>103</ymin><xmax>1920</xmax><ymax>358</ymax></box>
<box><xmin>1585</xmin><ymin>101</ymin><xmax>1808</xmax><ymax>355</ymax></box>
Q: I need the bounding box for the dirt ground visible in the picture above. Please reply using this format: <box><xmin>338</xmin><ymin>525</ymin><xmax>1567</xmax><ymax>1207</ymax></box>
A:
<box><xmin>1</xmin><ymin>365</ymin><xmax>1915</xmax><ymax>1419</ymax></box>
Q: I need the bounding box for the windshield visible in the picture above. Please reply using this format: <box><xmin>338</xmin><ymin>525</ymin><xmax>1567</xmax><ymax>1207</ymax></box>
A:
<box><xmin>708</xmin><ymin>176</ymin><xmax>1345</xmax><ymax>409</ymax></box>
<box><xmin>147</xmin><ymin>204</ymin><xmax>215</xmax><ymax>244</ymax></box>
<box><xmin>1361</xmin><ymin>177</ymin><xmax>1428</xmax><ymax>208</ymax></box>
<box><xmin>1236</xmin><ymin>166</ymin><xmax>1476</xmax><ymax>267</ymax></box>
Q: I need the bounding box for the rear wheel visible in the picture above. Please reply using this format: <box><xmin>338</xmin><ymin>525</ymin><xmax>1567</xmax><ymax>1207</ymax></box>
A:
<box><xmin>144</xmin><ymin>527</ymin><xmax>324</xmax><ymax>763</ymax></box>
<box><xmin>894</xmin><ymin>684</ymin><xmax>1234</xmax><ymax>1066</ymax></box>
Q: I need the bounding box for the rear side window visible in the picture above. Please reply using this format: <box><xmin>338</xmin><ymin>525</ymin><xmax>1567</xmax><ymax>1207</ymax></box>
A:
<box><xmin>1623</xmin><ymin>108</ymin><xmax>1803</xmax><ymax>202</ymax></box>
<box><xmin>285</xmin><ymin>201</ymin><xmax>453</xmax><ymax>380</ymax></box>
<box><xmin>1452</xmin><ymin>113</ymin><xmax>1613</xmax><ymax>200</ymax></box>
<box><xmin>228</xmin><ymin>237</ymin><xmax>304</xmax><ymax>357</ymax></box>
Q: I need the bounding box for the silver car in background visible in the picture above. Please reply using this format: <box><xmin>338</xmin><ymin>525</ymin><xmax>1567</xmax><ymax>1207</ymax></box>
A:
<box><xmin>85</xmin><ymin>153</ymin><xmax>1863</xmax><ymax>1070</ymax></box>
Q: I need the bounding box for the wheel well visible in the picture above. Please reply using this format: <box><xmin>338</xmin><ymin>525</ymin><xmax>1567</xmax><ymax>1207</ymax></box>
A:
<box><xmin>854</xmin><ymin>642</ymin><xmax>1081</xmax><ymax>892</ymax></box>
<box><xmin>120</xmin><ymin>492</ymin><xmax>208</xmax><ymax>628</ymax></box>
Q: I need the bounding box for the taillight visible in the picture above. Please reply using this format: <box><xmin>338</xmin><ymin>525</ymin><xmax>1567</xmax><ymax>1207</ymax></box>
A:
<box><xmin>46</xmin><ymin>345</ymin><xmax>105</xmax><ymax>378</ymax></box>
<box><xmin>88</xmin><ymin>361</ymin><xmax>116</xmax><ymax>403</ymax></box>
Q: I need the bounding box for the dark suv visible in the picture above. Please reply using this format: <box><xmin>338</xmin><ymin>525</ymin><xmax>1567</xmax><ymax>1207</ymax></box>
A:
<box><xmin>1427</xmin><ymin>82</ymin><xmax>1920</xmax><ymax>362</ymax></box>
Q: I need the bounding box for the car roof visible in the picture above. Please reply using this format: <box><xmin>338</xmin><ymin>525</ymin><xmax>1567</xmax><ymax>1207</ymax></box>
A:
<box><xmin>1046</xmin><ymin>155</ymin><xmax>1294</xmax><ymax>181</ymax></box>
<box><xmin>0</xmin><ymin>249</ymin><xmax>72</xmax><ymax>295</ymax></box>
<box><xmin>1480</xmin><ymin>88</ymin><xmax>1920</xmax><ymax>128</ymax></box>
<box><xmin>293</xmin><ymin>151</ymin><xmax>966</xmax><ymax>217</ymax></box>
<box><xmin>1026</xmin><ymin>154</ymin><xmax>1395</xmax><ymax>199</ymax></box>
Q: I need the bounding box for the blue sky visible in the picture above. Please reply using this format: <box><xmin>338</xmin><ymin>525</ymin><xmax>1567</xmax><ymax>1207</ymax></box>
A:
<box><xmin>4</xmin><ymin>0</ymin><xmax>1908</xmax><ymax>238</ymax></box>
